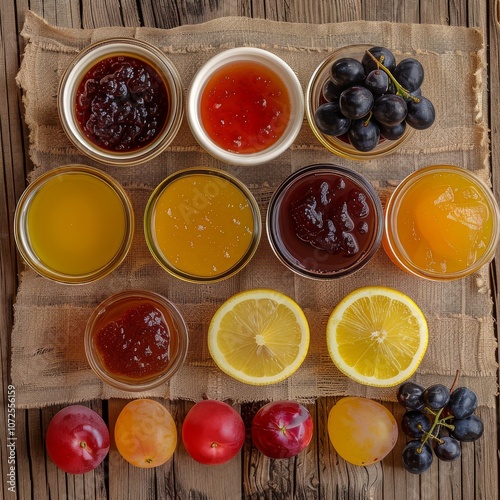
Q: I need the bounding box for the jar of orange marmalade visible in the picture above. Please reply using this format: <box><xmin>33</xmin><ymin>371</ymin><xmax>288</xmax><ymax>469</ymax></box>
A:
<box><xmin>383</xmin><ymin>165</ymin><xmax>500</xmax><ymax>280</ymax></box>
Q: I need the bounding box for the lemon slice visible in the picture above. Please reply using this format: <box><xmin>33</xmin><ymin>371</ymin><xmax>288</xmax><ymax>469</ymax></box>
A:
<box><xmin>326</xmin><ymin>286</ymin><xmax>428</xmax><ymax>387</ymax></box>
<box><xmin>208</xmin><ymin>289</ymin><xmax>310</xmax><ymax>385</ymax></box>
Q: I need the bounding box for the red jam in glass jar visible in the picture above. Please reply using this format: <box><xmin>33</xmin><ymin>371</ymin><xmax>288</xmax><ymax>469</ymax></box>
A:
<box><xmin>94</xmin><ymin>297</ymin><xmax>178</xmax><ymax>381</ymax></box>
<box><xmin>75</xmin><ymin>55</ymin><xmax>169</xmax><ymax>152</ymax></box>
<box><xmin>267</xmin><ymin>164</ymin><xmax>383</xmax><ymax>278</ymax></box>
<box><xmin>200</xmin><ymin>60</ymin><xmax>291</xmax><ymax>154</ymax></box>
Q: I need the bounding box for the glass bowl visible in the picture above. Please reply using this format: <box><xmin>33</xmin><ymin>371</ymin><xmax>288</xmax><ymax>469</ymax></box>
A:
<box><xmin>267</xmin><ymin>163</ymin><xmax>384</xmax><ymax>279</ymax></box>
<box><xmin>187</xmin><ymin>47</ymin><xmax>304</xmax><ymax>166</ymax></box>
<box><xmin>14</xmin><ymin>165</ymin><xmax>134</xmax><ymax>284</ymax></box>
<box><xmin>58</xmin><ymin>38</ymin><xmax>184</xmax><ymax>166</ymax></box>
<box><xmin>85</xmin><ymin>289</ymin><xmax>189</xmax><ymax>391</ymax></box>
<box><xmin>144</xmin><ymin>167</ymin><xmax>262</xmax><ymax>283</ymax></box>
<box><xmin>305</xmin><ymin>44</ymin><xmax>414</xmax><ymax>161</ymax></box>
<box><xmin>383</xmin><ymin>165</ymin><xmax>500</xmax><ymax>281</ymax></box>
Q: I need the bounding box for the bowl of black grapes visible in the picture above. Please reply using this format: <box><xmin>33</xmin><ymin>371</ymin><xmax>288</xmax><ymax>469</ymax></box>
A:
<box><xmin>305</xmin><ymin>45</ymin><xmax>435</xmax><ymax>160</ymax></box>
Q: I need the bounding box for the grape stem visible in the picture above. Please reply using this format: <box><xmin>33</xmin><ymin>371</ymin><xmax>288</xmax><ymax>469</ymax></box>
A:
<box><xmin>364</xmin><ymin>51</ymin><xmax>420</xmax><ymax>103</ymax></box>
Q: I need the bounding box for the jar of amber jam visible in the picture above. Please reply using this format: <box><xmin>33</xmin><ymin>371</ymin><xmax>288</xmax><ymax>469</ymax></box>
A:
<box><xmin>144</xmin><ymin>167</ymin><xmax>262</xmax><ymax>283</ymax></box>
<box><xmin>187</xmin><ymin>47</ymin><xmax>304</xmax><ymax>166</ymax></box>
<box><xmin>267</xmin><ymin>164</ymin><xmax>384</xmax><ymax>279</ymax></box>
<box><xmin>383</xmin><ymin>165</ymin><xmax>500</xmax><ymax>280</ymax></box>
<box><xmin>85</xmin><ymin>290</ymin><xmax>189</xmax><ymax>391</ymax></box>
<box><xmin>14</xmin><ymin>165</ymin><xmax>134</xmax><ymax>284</ymax></box>
<box><xmin>58</xmin><ymin>38</ymin><xmax>183</xmax><ymax>166</ymax></box>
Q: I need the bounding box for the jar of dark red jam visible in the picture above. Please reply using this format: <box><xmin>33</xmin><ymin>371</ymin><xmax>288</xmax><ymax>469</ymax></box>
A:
<box><xmin>267</xmin><ymin>164</ymin><xmax>384</xmax><ymax>279</ymax></box>
<box><xmin>58</xmin><ymin>39</ymin><xmax>183</xmax><ymax>166</ymax></box>
<box><xmin>85</xmin><ymin>290</ymin><xmax>189</xmax><ymax>391</ymax></box>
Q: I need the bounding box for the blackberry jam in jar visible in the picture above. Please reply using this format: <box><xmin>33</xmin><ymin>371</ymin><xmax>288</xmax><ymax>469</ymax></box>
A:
<box><xmin>267</xmin><ymin>164</ymin><xmax>383</xmax><ymax>279</ymax></box>
<box><xmin>58</xmin><ymin>38</ymin><xmax>183</xmax><ymax>166</ymax></box>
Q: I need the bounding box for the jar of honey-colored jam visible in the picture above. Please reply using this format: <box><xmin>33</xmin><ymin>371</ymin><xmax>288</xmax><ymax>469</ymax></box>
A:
<box><xmin>383</xmin><ymin>165</ymin><xmax>500</xmax><ymax>280</ymax></box>
<box><xmin>144</xmin><ymin>167</ymin><xmax>262</xmax><ymax>283</ymax></box>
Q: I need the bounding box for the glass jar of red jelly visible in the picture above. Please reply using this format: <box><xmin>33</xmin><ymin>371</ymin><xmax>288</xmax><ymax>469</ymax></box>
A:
<box><xmin>266</xmin><ymin>164</ymin><xmax>384</xmax><ymax>279</ymax></box>
<box><xmin>85</xmin><ymin>290</ymin><xmax>189</xmax><ymax>391</ymax></box>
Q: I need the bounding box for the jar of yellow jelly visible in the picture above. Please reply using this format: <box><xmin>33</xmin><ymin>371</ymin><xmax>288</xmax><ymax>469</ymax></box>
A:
<box><xmin>14</xmin><ymin>165</ymin><xmax>134</xmax><ymax>284</ymax></box>
<box><xmin>144</xmin><ymin>167</ymin><xmax>261</xmax><ymax>283</ymax></box>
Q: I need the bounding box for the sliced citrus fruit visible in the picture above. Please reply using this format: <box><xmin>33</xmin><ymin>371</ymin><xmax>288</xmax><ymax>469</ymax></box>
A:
<box><xmin>326</xmin><ymin>286</ymin><xmax>428</xmax><ymax>387</ymax></box>
<box><xmin>208</xmin><ymin>289</ymin><xmax>310</xmax><ymax>385</ymax></box>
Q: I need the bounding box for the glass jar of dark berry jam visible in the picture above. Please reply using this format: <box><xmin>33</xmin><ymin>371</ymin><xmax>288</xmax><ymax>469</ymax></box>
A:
<box><xmin>266</xmin><ymin>164</ymin><xmax>384</xmax><ymax>279</ymax></box>
<box><xmin>58</xmin><ymin>38</ymin><xmax>183</xmax><ymax>166</ymax></box>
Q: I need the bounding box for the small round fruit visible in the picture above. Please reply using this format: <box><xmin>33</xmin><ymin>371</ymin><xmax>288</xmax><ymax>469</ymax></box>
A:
<box><xmin>339</xmin><ymin>86</ymin><xmax>374</xmax><ymax>120</ymax></box>
<box><xmin>46</xmin><ymin>405</ymin><xmax>110</xmax><ymax>474</ymax></box>
<box><xmin>422</xmin><ymin>384</ymin><xmax>450</xmax><ymax>411</ymax></box>
<box><xmin>406</xmin><ymin>96</ymin><xmax>435</xmax><ymax>130</ymax></box>
<box><xmin>330</xmin><ymin>57</ymin><xmax>365</xmax><ymax>89</ymax></box>
<box><xmin>327</xmin><ymin>397</ymin><xmax>398</xmax><ymax>466</ymax></box>
<box><xmin>448</xmin><ymin>387</ymin><xmax>478</xmax><ymax>419</ymax></box>
<box><xmin>251</xmin><ymin>401</ymin><xmax>313</xmax><ymax>458</ymax></box>
<box><xmin>182</xmin><ymin>400</ymin><xmax>245</xmax><ymax>465</ymax></box>
<box><xmin>348</xmin><ymin>118</ymin><xmax>380</xmax><ymax>152</ymax></box>
<box><xmin>402</xmin><ymin>440</ymin><xmax>433</xmax><ymax>474</ymax></box>
<box><xmin>397</xmin><ymin>381</ymin><xmax>425</xmax><ymax>410</ymax></box>
<box><xmin>380</xmin><ymin>121</ymin><xmax>407</xmax><ymax>141</ymax></box>
<box><xmin>373</xmin><ymin>94</ymin><xmax>407</xmax><ymax>126</ymax></box>
<box><xmin>114</xmin><ymin>399</ymin><xmax>177</xmax><ymax>468</ymax></box>
<box><xmin>393</xmin><ymin>58</ymin><xmax>424</xmax><ymax>92</ymax></box>
<box><xmin>314</xmin><ymin>102</ymin><xmax>351</xmax><ymax>136</ymax></box>
<box><xmin>401</xmin><ymin>410</ymin><xmax>431</xmax><ymax>439</ymax></box>
<box><xmin>450</xmin><ymin>415</ymin><xmax>484</xmax><ymax>442</ymax></box>
<box><xmin>434</xmin><ymin>436</ymin><xmax>461</xmax><ymax>461</ymax></box>
<box><xmin>361</xmin><ymin>46</ymin><xmax>397</xmax><ymax>74</ymax></box>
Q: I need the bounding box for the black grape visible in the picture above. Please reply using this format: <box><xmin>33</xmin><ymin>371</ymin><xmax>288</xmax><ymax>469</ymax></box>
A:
<box><xmin>397</xmin><ymin>381</ymin><xmax>425</xmax><ymax>410</ymax></box>
<box><xmin>373</xmin><ymin>94</ymin><xmax>407</xmax><ymax>126</ymax></box>
<box><xmin>406</xmin><ymin>96</ymin><xmax>435</xmax><ymax>130</ymax></box>
<box><xmin>348</xmin><ymin>118</ymin><xmax>380</xmax><ymax>152</ymax></box>
<box><xmin>339</xmin><ymin>86</ymin><xmax>374</xmax><ymax>119</ymax></box>
<box><xmin>361</xmin><ymin>46</ymin><xmax>397</xmax><ymax>74</ymax></box>
<box><xmin>322</xmin><ymin>79</ymin><xmax>343</xmax><ymax>102</ymax></box>
<box><xmin>448</xmin><ymin>387</ymin><xmax>478</xmax><ymax>419</ymax></box>
<box><xmin>434</xmin><ymin>436</ymin><xmax>461</xmax><ymax>461</ymax></box>
<box><xmin>401</xmin><ymin>410</ymin><xmax>431</xmax><ymax>439</ymax></box>
<box><xmin>402</xmin><ymin>441</ymin><xmax>433</xmax><ymax>474</ymax></box>
<box><xmin>364</xmin><ymin>70</ymin><xmax>389</xmax><ymax>95</ymax></box>
<box><xmin>380</xmin><ymin>121</ymin><xmax>406</xmax><ymax>140</ymax></box>
<box><xmin>422</xmin><ymin>384</ymin><xmax>450</xmax><ymax>411</ymax></box>
<box><xmin>393</xmin><ymin>58</ymin><xmax>424</xmax><ymax>92</ymax></box>
<box><xmin>314</xmin><ymin>102</ymin><xmax>351</xmax><ymax>136</ymax></box>
<box><xmin>330</xmin><ymin>57</ymin><xmax>365</xmax><ymax>89</ymax></box>
<box><xmin>451</xmin><ymin>415</ymin><xmax>484</xmax><ymax>442</ymax></box>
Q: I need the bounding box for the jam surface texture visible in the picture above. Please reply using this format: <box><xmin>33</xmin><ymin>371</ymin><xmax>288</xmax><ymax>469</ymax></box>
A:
<box><xmin>75</xmin><ymin>55</ymin><xmax>169</xmax><ymax>152</ymax></box>
<box><xmin>279</xmin><ymin>174</ymin><xmax>376</xmax><ymax>272</ymax></box>
<box><xmin>200</xmin><ymin>61</ymin><xmax>291</xmax><ymax>154</ymax></box>
<box><xmin>95</xmin><ymin>303</ymin><xmax>171</xmax><ymax>379</ymax></box>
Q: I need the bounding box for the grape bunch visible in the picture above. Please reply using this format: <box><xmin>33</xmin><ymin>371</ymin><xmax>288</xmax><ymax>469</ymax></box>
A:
<box><xmin>314</xmin><ymin>46</ymin><xmax>435</xmax><ymax>152</ymax></box>
<box><xmin>397</xmin><ymin>377</ymin><xmax>483</xmax><ymax>474</ymax></box>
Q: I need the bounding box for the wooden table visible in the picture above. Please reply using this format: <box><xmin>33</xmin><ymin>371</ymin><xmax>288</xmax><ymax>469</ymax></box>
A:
<box><xmin>1</xmin><ymin>1</ymin><xmax>499</xmax><ymax>498</ymax></box>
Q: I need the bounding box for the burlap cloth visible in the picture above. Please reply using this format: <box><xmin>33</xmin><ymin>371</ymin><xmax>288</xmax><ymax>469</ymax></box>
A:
<box><xmin>12</xmin><ymin>11</ymin><xmax>497</xmax><ymax>409</ymax></box>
